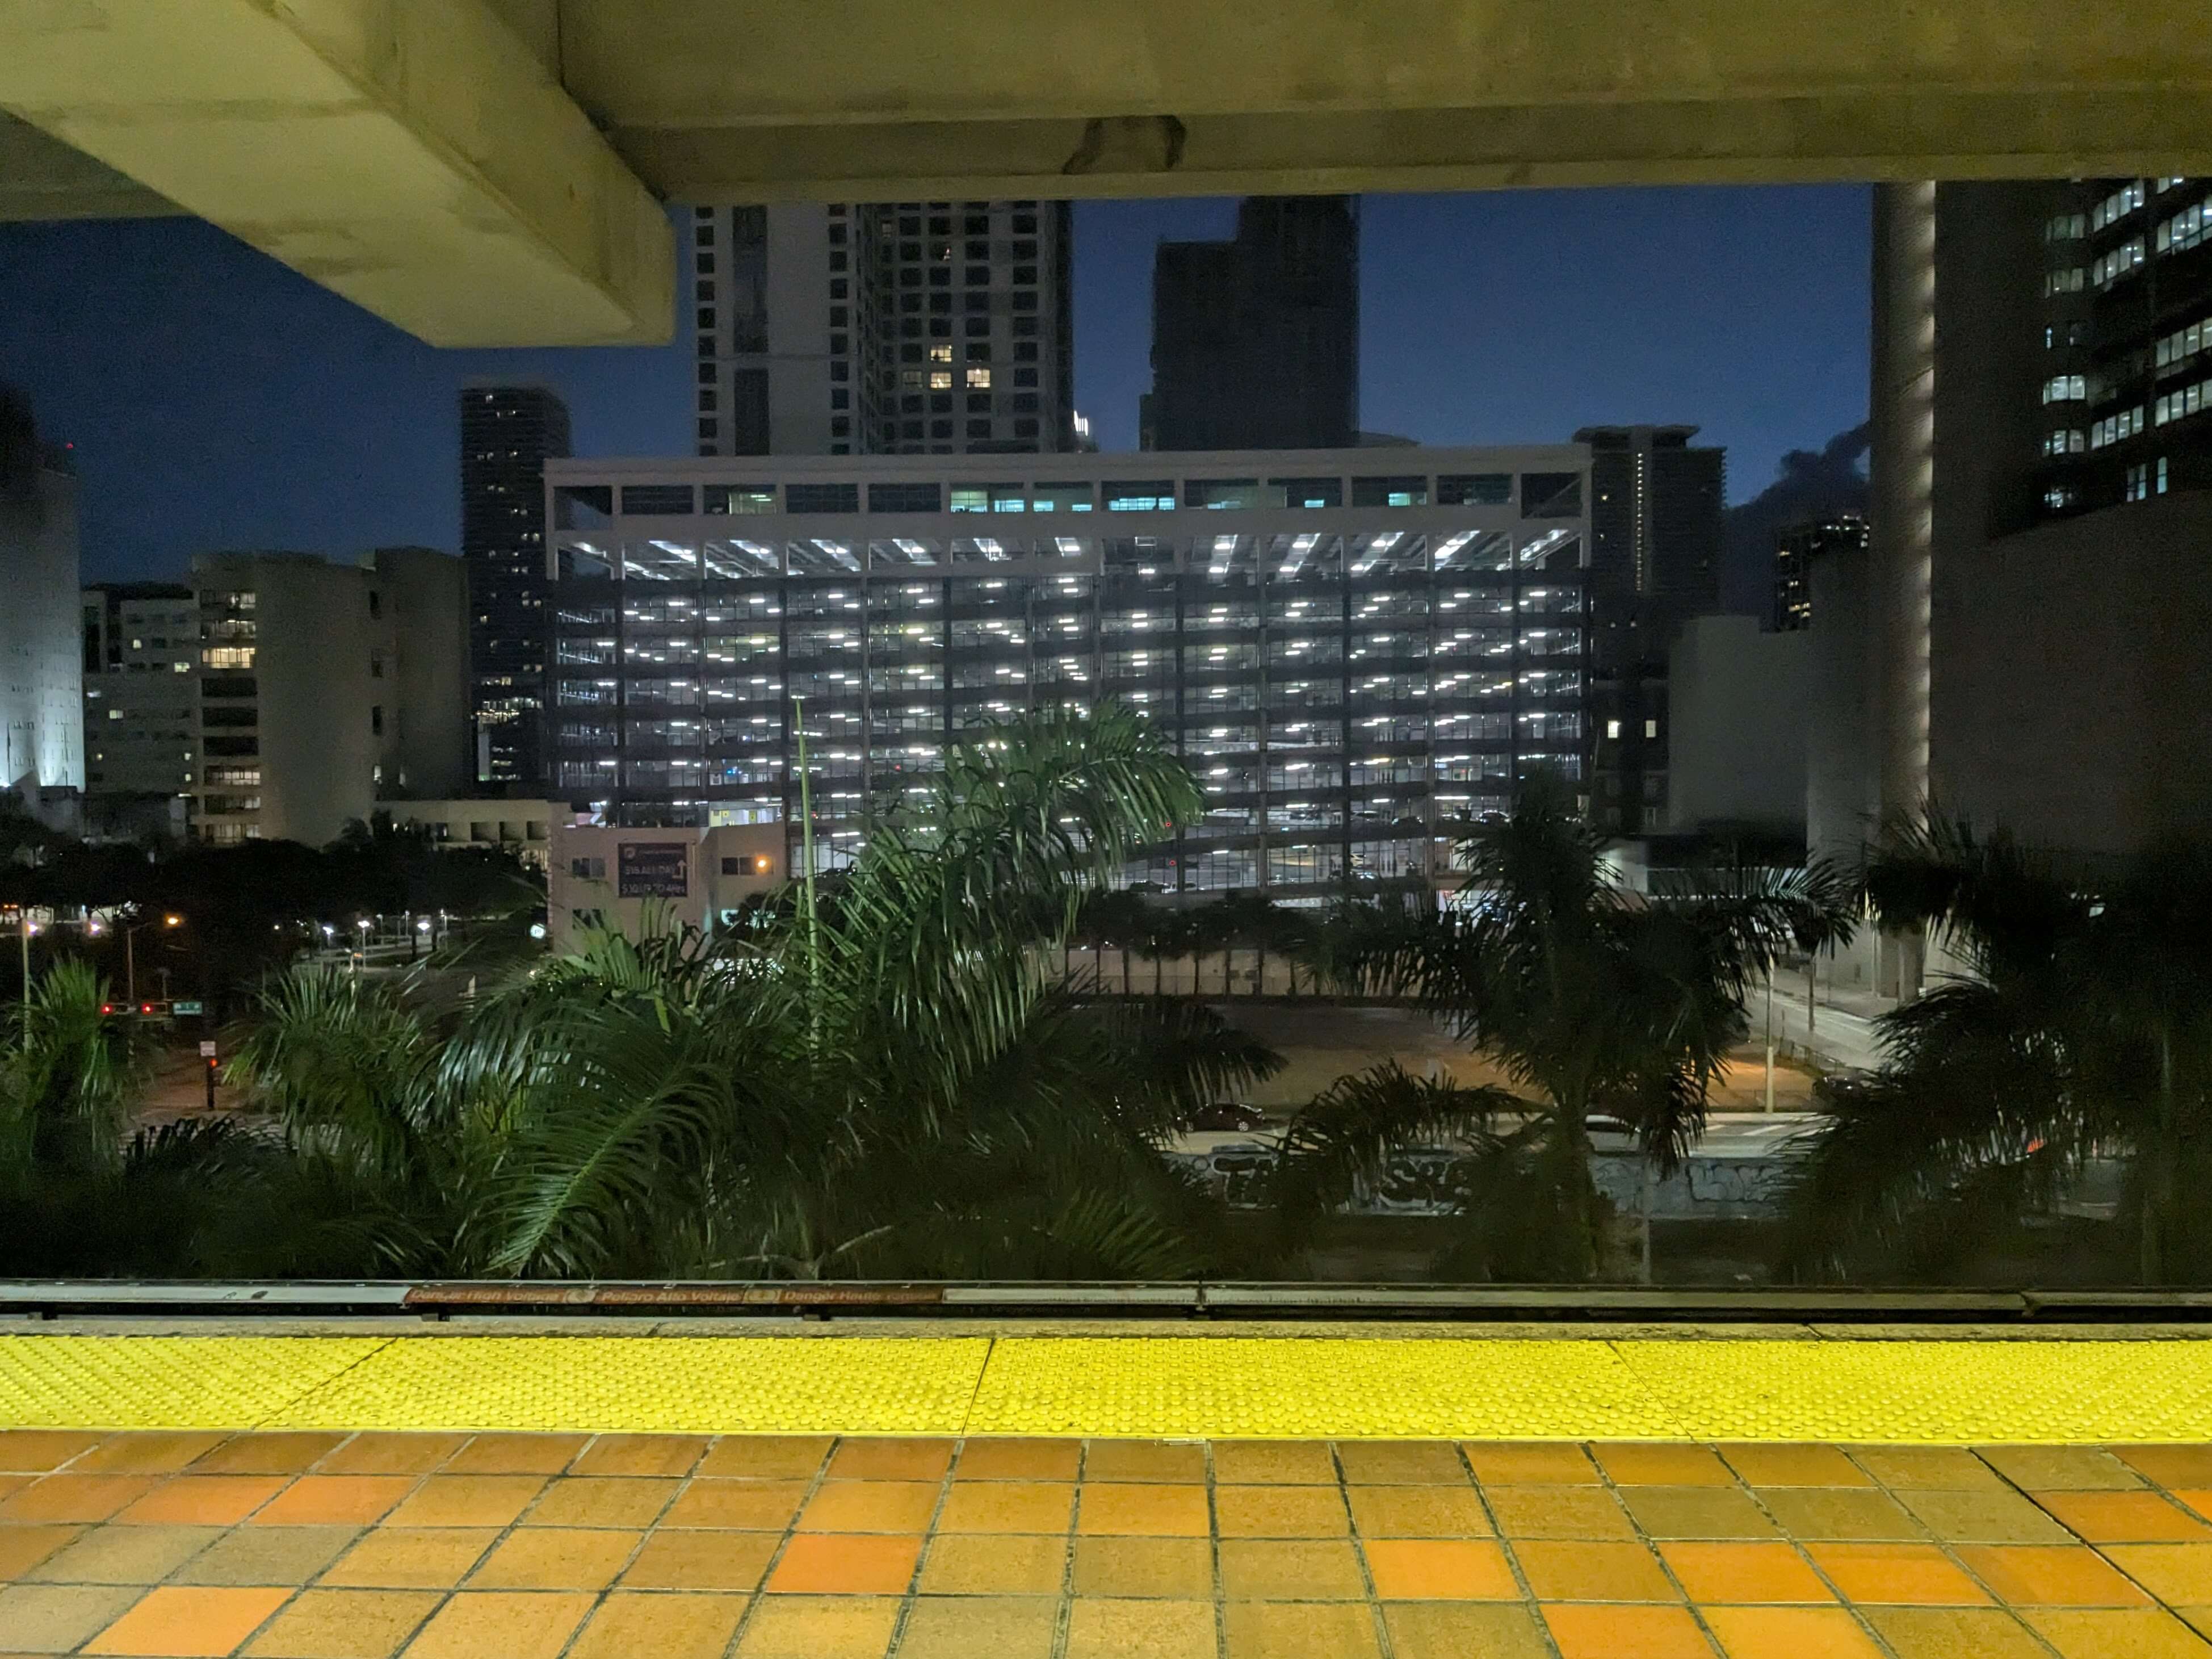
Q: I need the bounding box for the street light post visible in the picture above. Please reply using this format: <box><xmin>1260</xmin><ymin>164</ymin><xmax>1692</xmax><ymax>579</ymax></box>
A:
<box><xmin>1763</xmin><ymin>963</ymin><xmax>1777</xmax><ymax>1113</ymax></box>
<box><xmin>120</xmin><ymin>911</ymin><xmax>184</xmax><ymax>1006</ymax></box>
<box><xmin>14</xmin><ymin>914</ymin><xmax>29</xmax><ymax>1051</ymax></box>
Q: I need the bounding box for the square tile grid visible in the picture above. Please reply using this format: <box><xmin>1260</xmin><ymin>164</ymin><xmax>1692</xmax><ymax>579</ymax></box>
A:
<box><xmin>5</xmin><ymin>1431</ymin><xmax>2212</xmax><ymax>1654</ymax></box>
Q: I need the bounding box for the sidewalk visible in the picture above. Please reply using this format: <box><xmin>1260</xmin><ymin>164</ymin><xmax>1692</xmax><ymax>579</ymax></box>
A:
<box><xmin>1755</xmin><ymin>969</ymin><xmax>1895</xmax><ymax>1076</ymax></box>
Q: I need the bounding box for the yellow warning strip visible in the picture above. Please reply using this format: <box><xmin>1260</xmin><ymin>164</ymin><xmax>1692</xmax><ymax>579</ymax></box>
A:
<box><xmin>4</xmin><ymin>1334</ymin><xmax>2212</xmax><ymax>1443</ymax></box>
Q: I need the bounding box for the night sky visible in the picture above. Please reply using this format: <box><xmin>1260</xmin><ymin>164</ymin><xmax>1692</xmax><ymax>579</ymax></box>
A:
<box><xmin>0</xmin><ymin>186</ymin><xmax>1870</xmax><ymax>586</ymax></box>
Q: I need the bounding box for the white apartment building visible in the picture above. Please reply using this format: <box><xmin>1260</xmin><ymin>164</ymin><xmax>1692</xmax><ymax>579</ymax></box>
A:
<box><xmin>690</xmin><ymin>201</ymin><xmax>1074</xmax><ymax>459</ymax></box>
<box><xmin>187</xmin><ymin>548</ymin><xmax>471</xmax><ymax>846</ymax></box>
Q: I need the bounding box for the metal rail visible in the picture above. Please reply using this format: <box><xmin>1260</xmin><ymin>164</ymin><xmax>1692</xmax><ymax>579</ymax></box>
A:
<box><xmin>4</xmin><ymin>1280</ymin><xmax>2212</xmax><ymax>1323</ymax></box>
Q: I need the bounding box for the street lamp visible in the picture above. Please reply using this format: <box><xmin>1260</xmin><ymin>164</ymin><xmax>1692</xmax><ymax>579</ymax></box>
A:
<box><xmin>118</xmin><ymin>911</ymin><xmax>184</xmax><ymax>1007</ymax></box>
<box><xmin>11</xmin><ymin>912</ymin><xmax>35</xmax><ymax>1050</ymax></box>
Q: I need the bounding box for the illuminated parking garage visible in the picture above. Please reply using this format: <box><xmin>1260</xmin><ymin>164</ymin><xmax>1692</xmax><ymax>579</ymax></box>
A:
<box><xmin>544</xmin><ymin>449</ymin><xmax>1589</xmax><ymax>894</ymax></box>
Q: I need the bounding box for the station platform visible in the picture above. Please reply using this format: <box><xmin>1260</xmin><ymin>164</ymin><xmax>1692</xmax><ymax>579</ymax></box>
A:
<box><xmin>2</xmin><ymin>1326</ymin><xmax>2211</xmax><ymax>1654</ymax></box>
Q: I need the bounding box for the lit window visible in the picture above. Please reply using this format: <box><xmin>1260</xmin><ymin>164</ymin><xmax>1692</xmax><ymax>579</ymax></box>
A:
<box><xmin>928</xmin><ymin>345</ymin><xmax>952</xmax><ymax>364</ymax></box>
<box><xmin>929</xmin><ymin>370</ymin><xmax>951</xmax><ymax>390</ymax></box>
<box><xmin>2156</xmin><ymin>456</ymin><xmax>2169</xmax><ymax>495</ymax></box>
<box><xmin>1644</xmin><ymin>719</ymin><xmax>1658</xmax><ymax>740</ymax></box>
<box><xmin>966</xmin><ymin>367</ymin><xmax>992</xmax><ymax>389</ymax></box>
<box><xmin>1605</xmin><ymin>719</ymin><xmax>1621</xmax><ymax>740</ymax></box>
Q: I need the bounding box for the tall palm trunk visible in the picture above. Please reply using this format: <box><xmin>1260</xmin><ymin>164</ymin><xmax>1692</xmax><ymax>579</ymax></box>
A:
<box><xmin>2143</xmin><ymin>1025</ymin><xmax>2176</xmax><ymax>1285</ymax></box>
<box><xmin>1555</xmin><ymin>1098</ymin><xmax>1600</xmax><ymax>1279</ymax></box>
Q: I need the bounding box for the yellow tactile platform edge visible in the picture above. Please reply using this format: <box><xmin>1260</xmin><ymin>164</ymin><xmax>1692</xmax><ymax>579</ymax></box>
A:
<box><xmin>5</xmin><ymin>1334</ymin><xmax>2212</xmax><ymax>1442</ymax></box>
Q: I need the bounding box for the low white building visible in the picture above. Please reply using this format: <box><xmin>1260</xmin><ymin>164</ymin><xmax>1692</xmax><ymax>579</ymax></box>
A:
<box><xmin>387</xmin><ymin>798</ymin><xmax>560</xmax><ymax>868</ymax></box>
<box><xmin>548</xmin><ymin>821</ymin><xmax>784</xmax><ymax>946</ymax></box>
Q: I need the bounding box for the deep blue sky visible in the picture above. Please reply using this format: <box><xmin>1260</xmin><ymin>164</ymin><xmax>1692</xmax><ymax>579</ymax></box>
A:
<box><xmin>1</xmin><ymin>186</ymin><xmax>1870</xmax><ymax>584</ymax></box>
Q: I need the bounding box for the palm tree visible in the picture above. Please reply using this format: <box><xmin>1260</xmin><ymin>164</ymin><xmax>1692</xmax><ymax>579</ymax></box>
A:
<box><xmin>1778</xmin><ymin>817</ymin><xmax>2212</xmax><ymax>1285</ymax></box>
<box><xmin>0</xmin><ymin>960</ymin><xmax>287</xmax><ymax>1276</ymax></box>
<box><xmin>1273</xmin><ymin>775</ymin><xmax>1853</xmax><ymax>1279</ymax></box>
<box><xmin>233</xmin><ymin>702</ymin><xmax>1281</xmax><ymax>1281</ymax></box>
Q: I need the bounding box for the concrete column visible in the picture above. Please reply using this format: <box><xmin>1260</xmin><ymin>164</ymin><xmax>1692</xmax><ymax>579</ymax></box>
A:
<box><xmin>0</xmin><ymin>0</ymin><xmax>671</xmax><ymax>347</ymax></box>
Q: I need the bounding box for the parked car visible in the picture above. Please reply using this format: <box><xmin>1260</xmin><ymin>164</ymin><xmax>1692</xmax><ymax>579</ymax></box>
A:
<box><xmin>1183</xmin><ymin>1101</ymin><xmax>1270</xmax><ymax>1133</ymax></box>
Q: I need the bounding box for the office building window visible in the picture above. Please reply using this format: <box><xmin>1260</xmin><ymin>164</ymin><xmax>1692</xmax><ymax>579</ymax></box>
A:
<box><xmin>2042</xmin><ymin>374</ymin><xmax>2087</xmax><ymax>404</ymax></box>
<box><xmin>868</xmin><ymin>482</ymin><xmax>943</xmax><ymax>513</ymax></box>
<box><xmin>2155</xmin><ymin>317</ymin><xmax>2209</xmax><ymax>370</ymax></box>
<box><xmin>621</xmin><ymin>485</ymin><xmax>696</xmax><ymax>514</ymax></box>
<box><xmin>2153</xmin><ymin>378</ymin><xmax>2210</xmax><ymax>426</ymax></box>
<box><xmin>2159</xmin><ymin>192</ymin><xmax>2212</xmax><ymax>255</ymax></box>
<box><xmin>1436</xmin><ymin>474</ymin><xmax>1513</xmax><ymax>506</ymax></box>
<box><xmin>1031</xmin><ymin>482</ymin><xmax>1093</xmax><ymax>513</ymax></box>
<box><xmin>2089</xmin><ymin>180</ymin><xmax>2145</xmax><ymax>231</ymax></box>
<box><xmin>1186</xmin><ymin>478</ymin><xmax>1262</xmax><ymax>510</ymax></box>
<box><xmin>2088</xmin><ymin>407</ymin><xmax>2145</xmax><ymax>449</ymax></box>
<box><xmin>1352</xmin><ymin>475</ymin><xmax>1428</xmax><ymax>507</ymax></box>
<box><xmin>2091</xmin><ymin>238</ymin><xmax>2144</xmax><ymax>288</ymax></box>
<box><xmin>704</xmin><ymin>485</ymin><xmax>776</xmax><ymax>515</ymax></box>
<box><xmin>786</xmin><ymin>483</ymin><xmax>861</xmax><ymax>514</ymax></box>
<box><xmin>1267</xmin><ymin>477</ymin><xmax>1344</xmax><ymax>509</ymax></box>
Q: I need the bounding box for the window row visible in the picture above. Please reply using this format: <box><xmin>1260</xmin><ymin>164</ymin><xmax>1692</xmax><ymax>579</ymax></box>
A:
<box><xmin>559</xmin><ymin>531</ymin><xmax>1584</xmax><ymax>582</ymax></box>
<box><xmin>2155</xmin><ymin>316</ymin><xmax>2211</xmax><ymax>373</ymax></box>
<box><xmin>2155</xmin><ymin>192</ymin><xmax>2212</xmax><ymax>256</ymax></box>
<box><xmin>2154</xmin><ymin>377</ymin><xmax>2211</xmax><ymax>427</ymax></box>
<box><xmin>586</xmin><ymin>473</ymin><xmax>1579</xmax><ymax>520</ymax></box>
<box><xmin>2088</xmin><ymin>406</ymin><xmax>2145</xmax><ymax>449</ymax></box>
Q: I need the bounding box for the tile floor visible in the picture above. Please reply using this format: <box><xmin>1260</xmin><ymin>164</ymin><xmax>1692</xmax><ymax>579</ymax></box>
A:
<box><xmin>2</xmin><ymin>1431</ymin><xmax>2211</xmax><ymax>1656</ymax></box>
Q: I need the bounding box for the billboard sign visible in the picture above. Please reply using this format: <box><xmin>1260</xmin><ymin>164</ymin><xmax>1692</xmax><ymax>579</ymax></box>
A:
<box><xmin>618</xmin><ymin>841</ymin><xmax>690</xmax><ymax>898</ymax></box>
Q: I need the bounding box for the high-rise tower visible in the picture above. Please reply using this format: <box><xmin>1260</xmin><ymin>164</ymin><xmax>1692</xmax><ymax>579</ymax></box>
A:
<box><xmin>689</xmin><ymin>201</ymin><xmax>1074</xmax><ymax>458</ymax></box>
<box><xmin>460</xmin><ymin>385</ymin><xmax>570</xmax><ymax>785</ymax></box>
<box><xmin>1144</xmin><ymin>196</ymin><xmax>1359</xmax><ymax>452</ymax></box>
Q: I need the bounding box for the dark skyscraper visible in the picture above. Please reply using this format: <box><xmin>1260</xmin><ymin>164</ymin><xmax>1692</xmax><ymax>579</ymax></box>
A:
<box><xmin>460</xmin><ymin>385</ymin><xmax>569</xmax><ymax>787</ymax></box>
<box><xmin>1144</xmin><ymin>196</ymin><xmax>1358</xmax><ymax>451</ymax></box>
<box><xmin>1577</xmin><ymin>424</ymin><xmax>1726</xmax><ymax>833</ymax></box>
<box><xmin>1773</xmin><ymin>514</ymin><xmax>1867</xmax><ymax>631</ymax></box>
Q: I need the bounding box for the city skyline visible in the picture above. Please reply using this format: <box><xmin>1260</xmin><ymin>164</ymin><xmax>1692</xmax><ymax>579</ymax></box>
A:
<box><xmin>1</xmin><ymin>186</ymin><xmax>1870</xmax><ymax>586</ymax></box>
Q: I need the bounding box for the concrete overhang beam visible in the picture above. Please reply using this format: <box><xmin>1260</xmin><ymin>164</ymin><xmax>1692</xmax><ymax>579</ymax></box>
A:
<box><xmin>616</xmin><ymin>93</ymin><xmax>2212</xmax><ymax>203</ymax></box>
<box><xmin>0</xmin><ymin>0</ymin><xmax>671</xmax><ymax>347</ymax></box>
<box><xmin>566</xmin><ymin>0</ymin><xmax>2212</xmax><ymax>196</ymax></box>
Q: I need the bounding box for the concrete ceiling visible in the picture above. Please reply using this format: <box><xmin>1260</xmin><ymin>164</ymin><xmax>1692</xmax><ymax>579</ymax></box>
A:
<box><xmin>5</xmin><ymin>0</ymin><xmax>2210</xmax><ymax>346</ymax></box>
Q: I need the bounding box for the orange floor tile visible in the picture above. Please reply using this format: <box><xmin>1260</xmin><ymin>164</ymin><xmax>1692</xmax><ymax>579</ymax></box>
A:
<box><xmin>2</xmin><ymin>1432</ymin><xmax>2212</xmax><ymax>1654</ymax></box>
